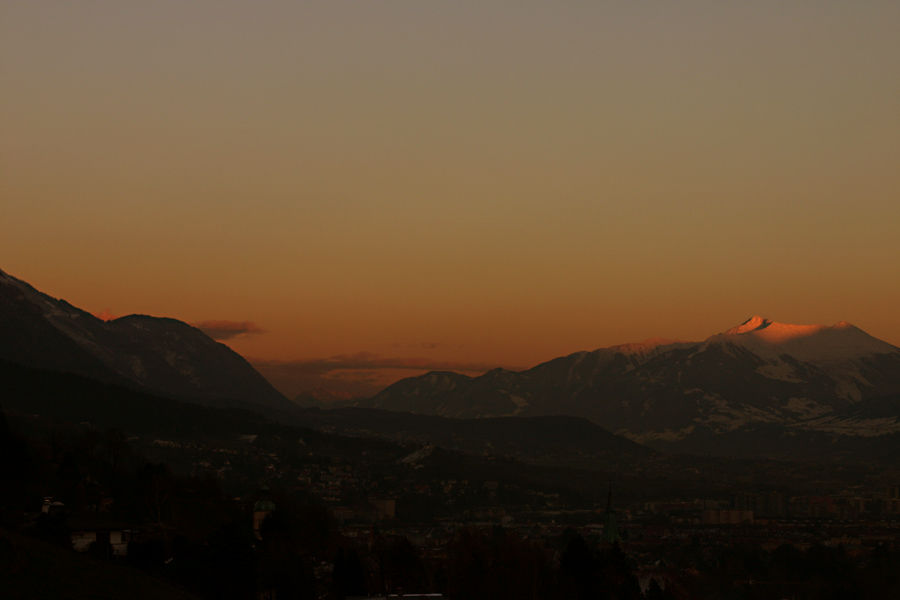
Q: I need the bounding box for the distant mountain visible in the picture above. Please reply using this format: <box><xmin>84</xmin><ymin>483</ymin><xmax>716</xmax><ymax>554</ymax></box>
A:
<box><xmin>0</xmin><ymin>268</ymin><xmax>291</xmax><ymax>410</ymax></box>
<box><xmin>353</xmin><ymin>371</ymin><xmax>475</xmax><ymax>413</ymax></box>
<box><xmin>363</xmin><ymin>316</ymin><xmax>900</xmax><ymax>442</ymax></box>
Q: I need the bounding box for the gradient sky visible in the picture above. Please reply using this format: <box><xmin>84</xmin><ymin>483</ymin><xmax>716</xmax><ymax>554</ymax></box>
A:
<box><xmin>3</xmin><ymin>2</ymin><xmax>899</xmax><ymax>397</ymax></box>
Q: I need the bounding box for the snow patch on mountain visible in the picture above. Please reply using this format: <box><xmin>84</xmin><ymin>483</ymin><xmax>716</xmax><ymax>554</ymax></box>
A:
<box><xmin>566</xmin><ymin>352</ymin><xmax>589</xmax><ymax>382</ymax></box>
<box><xmin>755</xmin><ymin>361</ymin><xmax>804</xmax><ymax>383</ymax></box>
<box><xmin>795</xmin><ymin>417</ymin><xmax>900</xmax><ymax>437</ymax></box>
<box><xmin>130</xmin><ymin>357</ymin><xmax>145</xmax><ymax>378</ymax></box>
<box><xmin>833</xmin><ymin>379</ymin><xmax>863</xmax><ymax>402</ymax></box>
<box><xmin>509</xmin><ymin>395</ymin><xmax>529</xmax><ymax>415</ymax></box>
<box><xmin>783</xmin><ymin>397</ymin><xmax>832</xmax><ymax>418</ymax></box>
<box><xmin>399</xmin><ymin>445</ymin><xmax>434</xmax><ymax>464</ymax></box>
<box><xmin>624</xmin><ymin>426</ymin><xmax>695</xmax><ymax>443</ymax></box>
<box><xmin>701</xmin><ymin>397</ymin><xmax>782</xmax><ymax>428</ymax></box>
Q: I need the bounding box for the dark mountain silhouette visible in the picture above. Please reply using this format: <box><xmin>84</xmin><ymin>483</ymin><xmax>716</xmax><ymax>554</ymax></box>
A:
<box><xmin>0</xmin><ymin>526</ymin><xmax>201</xmax><ymax>600</ymax></box>
<box><xmin>289</xmin><ymin>406</ymin><xmax>654</xmax><ymax>470</ymax></box>
<box><xmin>0</xmin><ymin>268</ymin><xmax>290</xmax><ymax>410</ymax></box>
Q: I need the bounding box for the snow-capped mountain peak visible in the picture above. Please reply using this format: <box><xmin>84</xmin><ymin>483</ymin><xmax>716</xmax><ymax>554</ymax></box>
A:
<box><xmin>710</xmin><ymin>316</ymin><xmax>898</xmax><ymax>362</ymax></box>
<box><xmin>365</xmin><ymin>315</ymin><xmax>900</xmax><ymax>443</ymax></box>
<box><xmin>723</xmin><ymin>315</ymin><xmax>773</xmax><ymax>335</ymax></box>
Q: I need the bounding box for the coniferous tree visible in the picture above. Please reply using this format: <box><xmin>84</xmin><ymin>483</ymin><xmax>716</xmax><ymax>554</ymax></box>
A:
<box><xmin>330</xmin><ymin>547</ymin><xmax>368</xmax><ymax>599</ymax></box>
<box><xmin>560</xmin><ymin>535</ymin><xmax>601</xmax><ymax>600</ymax></box>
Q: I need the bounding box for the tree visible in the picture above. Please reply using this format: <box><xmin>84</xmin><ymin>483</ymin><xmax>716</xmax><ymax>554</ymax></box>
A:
<box><xmin>598</xmin><ymin>541</ymin><xmax>643</xmax><ymax>600</ymax></box>
<box><xmin>446</xmin><ymin>528</ymin><xmax>491</xmax><ymax>600</ymax></box>
<box><xmin>560</xmin><ymin>535</ymin><xmax>601</xmax><ymax>600</ymax></box>
<box><xmin>137</xmin><ymin>463</ymin><xmax>175</xmax><ymax>524</ymax></box>
<box><xmin>103</xmin><ymin>428</ymin><xmax>131</xmax><ymax>472</ymax></box>
<box><xmin>330</xmin><ymin>547</ymin><xmax>368</xmax><ymax>599</ymax></box>
<box><xmin>0</xmin><ymin>411</ymin><xmax>36</xmax><ymax>512</ymax></box>
<box><xmin>645</xmin><ymin>577</ymin><xmax>675</xmax><ymax>600</ymax></box>
<box><xmin>380</xmin><ymin>536</ymin><xmax>427</xmax><ymax>595</ymax></box>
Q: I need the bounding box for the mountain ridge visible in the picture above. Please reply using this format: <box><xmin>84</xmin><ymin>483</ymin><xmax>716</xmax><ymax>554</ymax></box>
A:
<box><xmin>362</xmin><ymin>316</ymin><xmax>900</xmax><ymax>443</ymax></box>
<box><xmin>0</xmin><ymin>267</ymin><xmax>291</xmax><ymax>410</ymax></box>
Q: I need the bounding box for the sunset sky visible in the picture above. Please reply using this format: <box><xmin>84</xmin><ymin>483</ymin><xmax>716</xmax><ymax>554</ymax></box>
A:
<box><xmin>3</xmin><ymin>2</ymin><xmax>899</xmax><ymax>397</ymax></box>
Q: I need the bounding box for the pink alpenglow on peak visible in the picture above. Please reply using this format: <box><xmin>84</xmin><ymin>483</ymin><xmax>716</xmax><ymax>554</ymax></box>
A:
<box><xmin>711</xmin><ymin>316</ymin><xmax>898</xmax><ymax>362</ymax></box>
<box><xmin>722</xmin><ymin>316</ymin><xmax>827</xmax><ymax>341</ymax></box>
<box><xmin>723</xmin><ymin>315</ymin><xmax>774</xmax><ymax>335</ymax></box>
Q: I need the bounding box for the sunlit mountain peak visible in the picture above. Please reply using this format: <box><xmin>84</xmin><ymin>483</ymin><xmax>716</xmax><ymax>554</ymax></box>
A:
<box><xmin>723</xmin><ymin>315</ymin><xmax>773</xmax><ymax>335</ymax></box>
<box><xmin>710</xmin><ymin>316</ymin><xmax>897</xmax><ymax>362</ymax></box>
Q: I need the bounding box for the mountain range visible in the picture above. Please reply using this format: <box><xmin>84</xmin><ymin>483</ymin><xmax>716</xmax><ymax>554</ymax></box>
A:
<box><xmin>362</xmin><ymin>316</ymin><xmax>900</xmax><ymax>444</ymax></box>
<box><xmin>0</xmin><ymin>268</ymin><xmax>291</xmax><ymax>410</ymax></box>
<box><xmin>5</xmin><ymin>266</ymin><xmax>900</xmax><ymax>461</ymax></box>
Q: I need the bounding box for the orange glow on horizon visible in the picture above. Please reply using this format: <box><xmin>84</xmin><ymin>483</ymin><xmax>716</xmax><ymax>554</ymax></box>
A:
<box><xmin>2</xmin><ymin>3</ymin><xmax>899</xmax><ymax>396</ymax></box>
<box><xmin>92</xmin><ymin>309</ymin><xmax>118</xmax><ymax>322</ymax></box>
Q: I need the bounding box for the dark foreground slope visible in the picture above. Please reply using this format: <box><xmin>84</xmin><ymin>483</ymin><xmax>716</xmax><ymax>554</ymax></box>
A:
<box><xmin>0</xmin><ymin>527</ymin><xmax>200</xmax><ymax>600</ymax></box>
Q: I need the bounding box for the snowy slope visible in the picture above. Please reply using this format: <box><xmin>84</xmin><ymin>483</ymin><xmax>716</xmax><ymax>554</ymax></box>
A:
<box><xmin>710</xmin><ymin>315</ymin><xmax>897</xmax><ymax>362</ymax></box>
<box><xmin>365</xmin><ymin>316</ymin><xmax>900</xmax><ymax>441</ymax></box>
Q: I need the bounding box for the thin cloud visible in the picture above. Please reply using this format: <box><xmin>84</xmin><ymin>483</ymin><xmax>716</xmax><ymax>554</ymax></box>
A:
<box><xmin>253</xmin><ymin>352</ymin><xmax>511</xmax><ymax>376</ymax></box>
<box><xmin>387</xmin><ymin>342</ymin><xmax>473</xmax><ymax>351</ymax></box>
<box><xmin>192</xmin><ymin>320</ymin><xmax>265</xmax><ymax>341</ymax></box>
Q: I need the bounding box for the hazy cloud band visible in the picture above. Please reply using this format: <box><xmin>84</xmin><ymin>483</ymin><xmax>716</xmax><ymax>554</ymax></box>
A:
<box><xmin>193</xmin><ymin>320</ymin><xmax>265</xmax><ymax>340</ymax></box>
<box><xmin>251</xmin><ymin>352</ymin><xmax>520</xmax><ymax>399</ymax></box>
